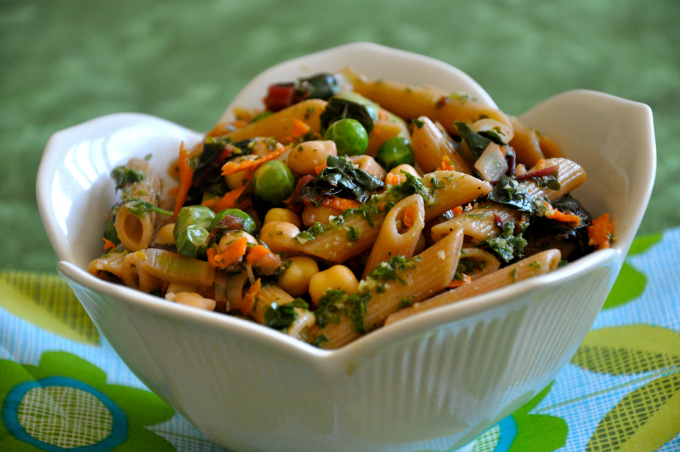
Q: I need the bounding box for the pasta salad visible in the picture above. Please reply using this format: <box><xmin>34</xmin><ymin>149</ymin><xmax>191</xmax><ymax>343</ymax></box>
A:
<box><xmin>89</xmin><ymin>69</ymin><xmax>614</xmax><ymax>349</ymax></box>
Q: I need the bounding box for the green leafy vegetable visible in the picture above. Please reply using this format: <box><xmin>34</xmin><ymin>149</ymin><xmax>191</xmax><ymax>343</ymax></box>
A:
<box><xmin>315</xmin><ymin>289</ymin><xmax>372</xmax><ymax>333</ymax></box>
<box><xmin>263</xmin><ymin>298</ymin><xmax>309</xmax><ymax>330</ymax></box>
<box><xmin>482</xmin><ymin>220</ymin><xmax>527</xmax><ymax>263</ymax></box>
<box><xmin>320</xmin><ymin>97</ymin><xmax>376</xmax><ymax>135</ymax></box>
<box><xmin>454</xmin><ymin>120</ymin><xmax>491</xmax><ymax>159</ymax></box>
<box><xmin>111</xmin><ymin>166</ymin><xmax>145</xmax><ymax>192</ymax></box>
<box><xmin>124</xmin><ymin>199</ymin><xmax>172</xmax><ymax>217</ymax></box>
<box><xmin>488</xmin><ymin>175</ymin><xmax>538</xmax><ymax>214</ymax></box>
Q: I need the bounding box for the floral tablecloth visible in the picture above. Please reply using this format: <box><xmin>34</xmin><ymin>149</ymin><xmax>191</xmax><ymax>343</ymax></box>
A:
<box><xmin>1</xmin><ymin>229</ymin><xmax>679</xmax><ymax>452</ymax></box>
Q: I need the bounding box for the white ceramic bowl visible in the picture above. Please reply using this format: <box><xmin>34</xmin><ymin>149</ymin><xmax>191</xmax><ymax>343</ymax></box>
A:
<box><xmin>37</xmin><ymin>43</ymin><xmax>655</xmax><ymax>452</ymax></box>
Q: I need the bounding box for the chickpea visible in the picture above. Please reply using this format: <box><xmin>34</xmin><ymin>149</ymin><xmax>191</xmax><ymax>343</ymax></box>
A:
<box><xmin>348</xmin><ymin>155</ymin><xmax>386</xmax><ymax>179</ymax></box>
<box><xmin>259</xmin><ymin>221</ymin><xmax>300</xmax><ymax>256</ymax></box>
<box><xmin>248</xmin><ymin>137</ymin><xmax>285</xmax><ymax>156</ymax></box>
<box><xmin>287</xmin><ymin>140</ymin><xmax>337</xmax><ymax>176</ymax></box>
<box><xmin>277</xmin><ymin>256</ymin><xmax>319</xmax><ymax>297</ymax></box>
<box><xmin>263</xmin><ymin>208</ymin><xmax>303</xmax><ymax>229</ymax></box>
<box><xmin>155</xmin><ymin>223</ymin><xmax>176</xmax><ymax>245</ymax></box>
<box><xmin>301</xmin><ymin>204</ymin><xmax>342</xmax><ymax>228</ymax></box>
<box><xmin>217</xmin><ymin>230</ymin><xmax>258</xmax><ymax>252</ymax></box>
<box><xmin>308</xmin><ymin>265</ymin><xmax>359</xmax><ymax>306</ymax></box>
<box><xmin>225</xmin><ymin>155</ymin><xmax>259</xmax><ymax>191</ymax></box>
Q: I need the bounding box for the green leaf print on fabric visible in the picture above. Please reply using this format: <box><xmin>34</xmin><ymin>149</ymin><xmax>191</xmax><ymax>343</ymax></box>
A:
<box><xmin>601</xmin><ymin>232</ymin><xmax>662</xmax><ymax>311</ymax></box>
<box><xmin>571</xmin><ymin>325</ymin><xmax>680</xmax><ymax>375</ymax></box>
<box><xmin>0</xmin><ymin>271</ymin><xmax>99</xmax><ymax>344</ymax></box>
<box><xmin>0</xmin><ymin>351</ymin><xmax>175</xmax><ymax>452</ymax></box>
<box><xmin>602</xmin><ymin>262</ymin><xmax>646</xmax><ymax>310</ymax></box>
<box><xmin>508</xmin><ymin>382</ymin><xmax>568</xmax><ymax>452</ymax></box>
<box><xmin>587</xmin><ymin>373</ymin><xmax>680</xmax><ymax>452</ymax></box>
<box><xmin>571</xmin><ymin>325</ymin><xmax>680</xmax><ymax>452</ymax></box>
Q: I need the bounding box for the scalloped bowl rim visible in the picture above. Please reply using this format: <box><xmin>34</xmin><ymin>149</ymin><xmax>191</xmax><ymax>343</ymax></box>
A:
<box><xmin>39</xmin><ymin>42</ymin><xmax>654</xmax><ymax>365</ymax></box>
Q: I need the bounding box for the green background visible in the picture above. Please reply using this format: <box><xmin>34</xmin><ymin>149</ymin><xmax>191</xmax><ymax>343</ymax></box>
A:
<box><xmin>2</xmin><ymin>0</ymin><xmax>678</xmax><ymax>272</ymax></box>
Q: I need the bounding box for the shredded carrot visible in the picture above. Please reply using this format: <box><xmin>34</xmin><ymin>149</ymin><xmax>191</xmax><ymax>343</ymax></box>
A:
<box><xmin>246</xmin><ymin>245</ymin><xmax>272</xmax><ymax>265</ymax></box>
<box><xmin>385</xmin><ymin>172</ymin><xmax>401</xmax><ymax>186</ymax></box>
<box><xmin>588</xmin><ymin>213</ymin><xmax>614</xmax><ymax>250</ymax></box>
<box><xmin>314</xmin><ymin>164</ymin><xmax>326</xmax><ymax>175</ymax></box>
<box><xmin>240</xmin><ymin>278</ymin><xmax>262</xmax><ymax>316</ymax></box>
<box><xmin>221</xmin><ymin>145</ymin><xmax>289</xmax><ymax>176</ymax></box>
<box><xmin>378</xmin><ymin>109</ymin><xmax>390</xmax><ymax>121</ymax></box>
<box><xmin>207</xmin><ymin>236</ymin><xmax>249</xmax><ymax>269</ymax></box>
<box><xmin>206</xmin><ymin>120</ymin><xmax>248</xmax><ymax>138</ymax></box>
<box><xmin>448</xmin><ymin>274</ymin><xmax>472</xmax><ymax>288</ymax></box>
<box><xmin>437</xmin><ymin>155</ymin><xmax>454</xmax><ymax>171</ymax></box>
<box><xmin>103</xmin><ymin>238</ymin><xmax>116</xmax><ymax>251</ymax></box>
<box><xmin>452</xmin><ymin>206</ymin><xmax>464</xmax><ymax>216</ymax></box>
<box><xmin>173</xmin><ymin>142</ymin><xmax>193</xmax><ymax>220</ymax></box>
<box><xmin>322</xmin><ymin>197</ymin><xmax>362</xmax><ymax>211</ymax></box>
<box><xmin>402</xmin><ymin>204</ymin><xmax>418</xmax><ymax>228</ymax></box>
<box><xmin>291</xmin><ymin>119</ymin><xmax>311</xmax><ymax>138</ymax></box>
<box><xmin>542</xmin><ymin>201</ymin><xmax>581</xmax><ymax>227</ymax></box>
<box><xmin>379</xmin><ymin>202</ymin><xmax>386</xmax><ymax>211</ymax></box>
<box><xmin>203</xmin><ymin>172</ymin><xmax>252</xmax><ymax>212</ymax></box>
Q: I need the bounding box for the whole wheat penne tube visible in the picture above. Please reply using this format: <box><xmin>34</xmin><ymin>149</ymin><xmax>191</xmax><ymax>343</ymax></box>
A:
<box><xmin>509</xmin><ymin>117</ymin><xmax>545</xmax><ymax>168</ymax></box>
<box><xmin>294</xmin><ymin>171</ymin><xmax>490</xmax><ymax>262</ymax></box>
<box><xmin>220</xmin><ymin>99</ymin><xmax>326</xmax><ymax>143</ymax></box>
<box><xmin>114</xmin><ymin>157</ymin><xmax>163</xmax><ymax>252</ymax></box>
<box><xmin>384</xmin><ymin>249</ymin><xmax>561</xmax><ymax>325</ymax></box>
<box><xmin>362</xmin><ymin>194</ymin><xmax>425</xmax><ymax>279</ymax></box>
<box><xmin>412</xmin><ymin>116</ymin><xmax>472</xmax><ymax>174</ymax></box>
<box><xmin>341</xmin><ymin>67</ymin><xmax>513</xmax><ymax>136</ymax></box>
<box><xmin>459</xmin><ymin>248</ymin><xmax>501</xmax><ymax>280</ymax></box>
<box><xmin>247</xmin><ymin>283</ymin><xmax>316</xmax><ymax>342</ymax></box>
<box><xmin>309</xmin><ymin>228</ymin><xmax>465</xmax><ymax>349</ymax></box>
<box><xmin>430</xmin><ymin>201</ymin><xmax>522</xmax><ymax>243</ymax></box>
<box><xmin>431</xmin><ymin>158</ymin><xmax>586</xmax><ymax>244</ymax></box>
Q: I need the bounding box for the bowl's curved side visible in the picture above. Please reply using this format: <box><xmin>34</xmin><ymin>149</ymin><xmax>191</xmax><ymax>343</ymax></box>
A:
<box><xmin>518</xmin><ymin>89</ymin><xmax>656</xmax><ymax>261</ymax></box>
<box><xmin>59</xmin><ymin>249</ymin><xmax>616</xmax><ymax>452</ymax></box>
<box><xmin>37</xmin><ymin>113</ymin><xmax>203</xmax><ymax>269</ymax></box>
<box><xmin>218</xmin><ymin>42</ymin><xmax>497</xmax><ymax>124</ymax></box>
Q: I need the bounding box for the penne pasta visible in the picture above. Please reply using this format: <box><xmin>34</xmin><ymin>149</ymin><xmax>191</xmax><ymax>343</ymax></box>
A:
<box><xmin>113</xmin><ymin>158</ymin><xmax>163</xmax><ymax>252</ymax></box>
<box><xmin>411</xmin><ymin>116</ymin><xmax>472</xmax><ymax>174</ymax></box>
<box><xmin>384</xmin><ymin>249</ymin><xmax>562</xmax><ymax>325</ymax></box>
<box><xmin>90</xmin><ymin>67</ymin><xmax>609</xmax><ymax>349</ymax></box>
<box><xmin>309</xmin><ymin>228</ymin><xmax>465</xmax><ymax>349</ymax></box>
<box><xmin>362</xmin><ymin>194</ymin><xmax>425</xmax><ymax>279</ymax></box>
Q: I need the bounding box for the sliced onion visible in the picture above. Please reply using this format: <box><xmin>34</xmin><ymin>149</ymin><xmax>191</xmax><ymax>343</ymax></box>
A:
<box><xmin>474</xmin><ymin>143</ymin><xmax>508</xmax><ymax>182</ymax></box>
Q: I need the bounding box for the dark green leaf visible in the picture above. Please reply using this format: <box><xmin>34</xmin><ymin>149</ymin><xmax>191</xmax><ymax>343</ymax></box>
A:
<box><xmin>320</xmin><ymin>97</ymin><xmax>376</xmax><ymax>135</ymax></box>
<box><xmin>454</xmin><ymin>120</ymin><xmax>491</xmax><ymax>159</ymax></box>
<box><xmin>111</xmin><ymin>166</ymin><xmax>145</xmax><ymax>192</ymax></box>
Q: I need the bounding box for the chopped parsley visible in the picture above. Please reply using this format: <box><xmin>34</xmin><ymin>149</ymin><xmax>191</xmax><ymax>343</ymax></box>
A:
<box><xmin>482</xmin><ymin>220</ymin><xmax>527</xmax><ymax>263</ymax></box>
<box><xmin>120</xmin><ymin>199</ymin><xmax>172</xmax><ymax>217</ymax></box>
<box><xmin>315</xmin><ymin>289</ymin><xmax>372</xmax><ymax>333</ymax></box>
<box><xmin>111</xmin><ymin>166</ymin><xmax>145</xmax><ymax>192</ymax></box>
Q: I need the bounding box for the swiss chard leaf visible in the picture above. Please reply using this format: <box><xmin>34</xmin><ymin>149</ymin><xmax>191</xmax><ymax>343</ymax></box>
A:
<box><xmin>454</xmin><ymin>121</ymin><xmax>491</xmax><ymax>159</ymax></box>
<box><xmin>299</xmin><ymin>155</ymin><xmax>384</xmax><ymax>204</ymax></box>
<box><xmin>488</xmin><ymin>175</ymin><xmax>538</xmax><ymax>214</ymax></box>
<box><xmin>263</xmin><ymin>298</ymin><xmax>309</xmax><ymax>330</ymax></box>
<box><xmin>320</xmin><ymin>97</ymin><xmax>376</xmax><ymax>135</ymax></box>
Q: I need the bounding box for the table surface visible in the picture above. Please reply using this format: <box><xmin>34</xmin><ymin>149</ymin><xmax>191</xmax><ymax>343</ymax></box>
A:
<box><xmin>1</xmin><ymin>1</ymin><xmax>679</xmax><ymax>451</ymax></box>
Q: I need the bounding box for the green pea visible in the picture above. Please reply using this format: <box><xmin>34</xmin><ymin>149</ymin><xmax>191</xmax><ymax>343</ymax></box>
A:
<box><xmin>212</xmin><ymin>208</ymin><xmax>257</xmax><ymax>235</ymax></box>
<box><xmin>175</xmin><ymin>224</ymin><xmax>210</xmax><ymax>258</ymax></box>
<box><xmin>324</xmin><ymin>118</ymin><xmax>369</xmax><ymax>156</ymax></box>
<box><xmin>173</xmin><ymin>205</ymin><xmax>215</xmax><ymax>242</ymax></box>
<box><xmin>376</xmin><ymin>137</ymin><xmax>415</xmax><ymax>171</ymax></box>
<box><xmin>104</xmin><ymin>216</ymin><xmax>120</xmax><ymax>245</ymax></box>
<box><xmin>252</xmin><ymin>160</ymin><xmax>296</xmax><ymax>207</ymax></box>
